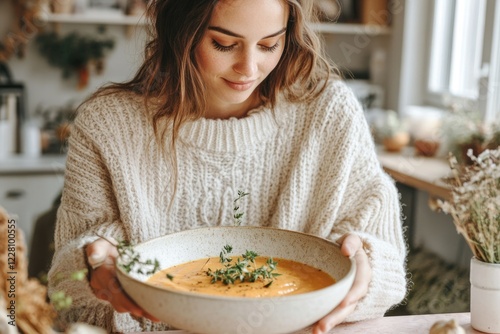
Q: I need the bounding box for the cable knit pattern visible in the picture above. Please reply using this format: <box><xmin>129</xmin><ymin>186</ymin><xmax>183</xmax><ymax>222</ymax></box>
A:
<box><xmin>48</xmin><ymin>80</ymin><xmax>407</xmax><ymax>333</ymax></box>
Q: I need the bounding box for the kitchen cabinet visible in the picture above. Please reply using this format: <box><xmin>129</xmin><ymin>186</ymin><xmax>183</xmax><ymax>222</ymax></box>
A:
<box><xmin>0</xmin><ymin>156</ymin><xmax>66</xmax><ymax>253</ymax></box>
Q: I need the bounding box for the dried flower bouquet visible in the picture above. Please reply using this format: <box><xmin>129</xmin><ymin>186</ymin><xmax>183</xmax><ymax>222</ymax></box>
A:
<box><xmin>438</xmin><ymin>148</ymin><xmax>500</xmax><ymax>264</ymax></box>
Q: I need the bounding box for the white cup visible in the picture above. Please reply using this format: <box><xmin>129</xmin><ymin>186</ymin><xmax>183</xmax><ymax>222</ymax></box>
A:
<box><xmin>22</xmin><ymin>124</ymin><xmax>41</xmax><ymax>157</ymax></box>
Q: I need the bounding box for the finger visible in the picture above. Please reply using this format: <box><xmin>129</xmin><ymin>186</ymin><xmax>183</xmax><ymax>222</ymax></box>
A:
<box><xmin>315</xmin><ymin>249</ymin><xmax>369</xmax><ymax>332</ymax></box>
<box><xmin>90</xmin><ymin>265</ymin><xmax>161</xmax><ymax>322</ymax></box>
<box><xmin>86</xmin><ymin>237</ymin><xmax>118</xmax><ymax>269</ymax></box>
<box><xmin>312</xmin><ymin>302</ymin><xmax>357</xmax><ymax>334</ymax></box>
<box><xmin>313</xmin><ymin>235</ymin><xmax>372</xmax><ymax>334</ymax></box>
<box><xmin>89</xmin><ymin>259</ymin><xmax>116</xmax><ymax>291</ymax></box>
<box><xmin>340</xmin><ymin>249</ymin><xmax>371</xmax><ymax>307</ymax></box>
<box><xmin>86</xmin><ymin>238</ymin><xmax>160</xmax><ymax>322</ymax></box>
<box><xmin>339</xmin><ymin>234</ymin><xmax>363</xmax><ymax>257</ymax></box>
<box><xmin>108</xmin><ymin>281</ymin><xmax>161</xmax><ymax>322</ymax></box>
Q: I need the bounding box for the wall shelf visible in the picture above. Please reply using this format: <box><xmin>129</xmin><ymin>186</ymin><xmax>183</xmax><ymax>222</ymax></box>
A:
<box><xmin>312</xmin><ymin>23</ymin><xmax>391</xmax><ymax>35</ymax></box>
<box><xmin>43</xmin><ymin>13</ymin><xmax>390</xmax><ymax>36</ymax></box>
<box><xmin>43</xmin><ymin>11</ymin><xmax>146</xmax><ymax>37</ymax></box>
<box><xmin>45</xmin><ymin>12</ymin><xmax>146</xmax><ymax>26</ymax></box>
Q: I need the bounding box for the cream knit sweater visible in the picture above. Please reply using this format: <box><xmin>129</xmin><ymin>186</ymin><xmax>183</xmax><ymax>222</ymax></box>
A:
<box><xmin>48</xmin><ymin>80</ymin><xmax>407</xmax><ymax>333</ymax></box>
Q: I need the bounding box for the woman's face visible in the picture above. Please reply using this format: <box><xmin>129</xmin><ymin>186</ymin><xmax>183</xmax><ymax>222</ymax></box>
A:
<box><xmin>195</xmin><ymin>0</ymin><xmax>289</xmax><ymax>119</ymax></box>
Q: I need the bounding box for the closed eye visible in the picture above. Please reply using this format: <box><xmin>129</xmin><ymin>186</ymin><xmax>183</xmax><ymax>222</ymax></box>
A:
<box><xmin>212</xmin><ymin>40</ymin><xmax>280</xmax><ymax>53</ymax></box>
<box><xmin>260</xmin><ymin>43</ymin><xmax>280</xmax><ymax>53</ymax></box>
<box><xmin>212</xmin><ymin>40</ymin><xmax>235</xmax><ymax>52</ymax></box>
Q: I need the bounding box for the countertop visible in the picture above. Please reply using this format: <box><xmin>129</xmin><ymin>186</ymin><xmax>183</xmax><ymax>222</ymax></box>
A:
<box><xmin>376</xmin><ymin>146</ymin><xmax>452</xmax><ymax>200</ymax></box>
<box><xmin>0</xmin><ymin>154</ymin><xmax>66</xmax><ymax>175</ymax></box>
<box><xmin>130</xmin><ymin>313</ymin><xmax>480</xmax><ymax>334</ymax></box>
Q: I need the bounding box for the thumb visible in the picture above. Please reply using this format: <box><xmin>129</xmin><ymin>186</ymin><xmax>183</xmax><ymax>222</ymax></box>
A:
<box><xmin>86</xmin><ymin>237</ymin><xmax>117</xmax><ymax>269</ymax></box>
<box><xmin>338</xmin><ymin>234</ymin><xmax>362</xmax><ymax>257</ymax></box>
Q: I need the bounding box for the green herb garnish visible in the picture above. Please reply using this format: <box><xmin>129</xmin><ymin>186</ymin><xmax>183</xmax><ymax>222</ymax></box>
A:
<box><xmin>50</xmin><ymin>268</ymin><xmax>88</xmax><ymax>311</ymax></box>
<box><xmin>219</xmin><ymin>244</ymin><xmax>233</xmax><ymax>263</ymax></box>
<box><xmin>206</xmin><ymin>246</ymin><xmax>281</xmax><ymax>287</ymax></box>
<box><xmin>233</xmin><ymin>190</ymin><xmax>250</xmax><ymax>226</ymax></box>
<box><xmin>116</xmin><ymin>240</ymin><xmax>161</xmax><ymax>276</ymax></box>
<box><xmin>205</xmin><ymin>190</ymin><xmax>281</xmax><ymax>287</ymax></box>
<box><xmin>96</xmin><ymin>235</ymin><xmax>162</xmax><ymax>276</ymax></box>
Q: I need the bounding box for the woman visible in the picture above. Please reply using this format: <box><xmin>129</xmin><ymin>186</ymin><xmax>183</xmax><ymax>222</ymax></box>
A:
<box><xmin>48</xmin><ymin>0</ymin><xmax>407</xmax><ymax>333</ymax></box>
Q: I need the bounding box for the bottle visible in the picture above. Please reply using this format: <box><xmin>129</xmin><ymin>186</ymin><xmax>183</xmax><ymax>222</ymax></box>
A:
<box><xmin>22</xmin><ymin>122</ymin><xmax>42</xmax><ymax>158</ymax></box>
<box><xmin>369</xmin><ymin>47</ymin><xmax>387</xmax><ymax>87</ymax></box>
<box><xmin>0</xmin><ymin>94</ymin><xmax>18</xmax><ymax>158</ymax></box>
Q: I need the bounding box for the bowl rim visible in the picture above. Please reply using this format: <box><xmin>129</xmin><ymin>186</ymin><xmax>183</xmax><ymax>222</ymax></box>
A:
<box><xmin>116</xmin><ymin>226</ymin><xmax>357</xmax><ymax>302</ymax></box>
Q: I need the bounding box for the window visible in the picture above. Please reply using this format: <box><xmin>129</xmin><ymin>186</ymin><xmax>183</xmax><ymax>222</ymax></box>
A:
<box><xmin>428</xmin><ymin>0</ymin><xmax>488</xmax><ymax>101</ymax></box>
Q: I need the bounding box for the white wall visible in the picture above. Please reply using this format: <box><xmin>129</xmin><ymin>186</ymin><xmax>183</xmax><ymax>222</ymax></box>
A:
<box><xmin>413</xmin><ymin>191</ymin><xmax>473</xmax><ymax>268</ymax></box>
<box><xmin>6</xmin><ymin>24</ymin><xmax>147</xmax><ymax>118</ymax></box>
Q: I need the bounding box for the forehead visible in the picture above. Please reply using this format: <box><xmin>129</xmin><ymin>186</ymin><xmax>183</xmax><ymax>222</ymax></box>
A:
<box><xmin>210</xmin><ymin>0</ymin><xmax>289</xmax><ymax>36</ymax></box>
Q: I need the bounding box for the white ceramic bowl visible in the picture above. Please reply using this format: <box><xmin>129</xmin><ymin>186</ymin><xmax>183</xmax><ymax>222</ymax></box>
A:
<box><xmin>116</xmin><ymin>226</ymin><xmax>356</xmax><ymax>334</ymax></box>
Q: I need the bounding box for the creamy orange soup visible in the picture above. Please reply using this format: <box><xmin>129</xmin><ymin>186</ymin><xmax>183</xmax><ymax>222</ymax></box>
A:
<box><xmin>147</xmin><ymin>256</ymin><xmax>335</xmax><ymax>297</ymax></box>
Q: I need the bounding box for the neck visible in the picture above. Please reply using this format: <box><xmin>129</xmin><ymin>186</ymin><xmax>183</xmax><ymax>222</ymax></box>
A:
<box><xmin>204</xmin><ymin>93</ymin><xmax>263</xmax><ymax>120</ymax></box>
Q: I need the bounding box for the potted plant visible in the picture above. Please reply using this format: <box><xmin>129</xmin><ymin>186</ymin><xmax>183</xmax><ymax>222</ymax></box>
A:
<box><xmin>35</xmin><ymin>31</ymin><xmax>114</xmax><ymax>89</ymax></box>
<box><xmin>438</xmin><ymin>149</ymin><xmax>500</xmax><ymax>333</ymax></box>
<box><xmin>378</xmin><ymin>110</ymin><xmax>410</xmax><ymax>152</ymax></box>
<box><xmin>34</xmin><ymin>101</ymin><xmax>78</xmax><ymax>154</ymax></box>
<box><xmin>440</xmin><ymin>106</ymin><xmax>500</xmax><ymax>164</ymax></box>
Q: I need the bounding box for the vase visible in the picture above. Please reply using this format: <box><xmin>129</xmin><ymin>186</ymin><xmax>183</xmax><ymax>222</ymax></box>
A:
<box><xmin>470</xmin><ymin>257</ymin><xmax>500</xmax><ymax>333</ymax></box>
<box><xmin>382</xmin><ymin>132</ymin><xmax>410</xmax><ymax>152</ymax></box>
<box><xmin>414</xmin><ymin>139</ymin><xmax>440</xmax><ymax>157</ymax></box>
<box><xmin>460</xmin><ymin>142</ymin><xmax>486</xmax><ymax>165</ymax></box>
<box><xmin>52</xmin><ymin>0</ymin><xmax>74</xmax><ymax>14</ymax></box>
<box><xmin>361</xmin><ymin>0</ymin><xmax>389</xmax><ymax>26</ymax></box>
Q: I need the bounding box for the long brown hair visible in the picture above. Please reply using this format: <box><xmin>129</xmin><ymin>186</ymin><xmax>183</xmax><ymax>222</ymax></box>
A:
<box><xmin>97</xmin><ymin>0</ymin><xmax>332</xmax><ymax>138</ymax></box>
<box><xmin>92</xmin><ymin>0</ymin><xmax>333</xmax><ymax>194</ymax></box>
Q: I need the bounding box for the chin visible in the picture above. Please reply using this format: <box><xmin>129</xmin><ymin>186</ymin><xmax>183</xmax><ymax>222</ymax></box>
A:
<box><xmin>221</xmin><ymin>92</ymin><xmax>255</xmax><ymax>105</ymax></box>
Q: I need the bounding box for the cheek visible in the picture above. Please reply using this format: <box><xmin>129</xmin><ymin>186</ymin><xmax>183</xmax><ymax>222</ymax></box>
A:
<box><xmin>196</xmin><ymin>51</ymin><xmax>210</xmax><ymax>75</ymax></box>
<box><xmin>196</xmin><ymin>44</ymin><xmax>221</xmax><ymax>76</ymax></box>
<box><xmin>262</xmin><ymin>52</ymin><xmax>284</xmax><ymax>75</ymax></box>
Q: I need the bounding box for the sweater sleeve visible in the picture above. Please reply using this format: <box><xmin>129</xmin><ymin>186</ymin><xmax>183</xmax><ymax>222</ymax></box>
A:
<box><xmin>312</xmin><ymin>84</ymin><xmax>408</xmax><ymax>322</ymax></box>
<box><xmin>47</xmin><ymin>102</ymin><xmax>167</xmax><ymax>333</ymax></box>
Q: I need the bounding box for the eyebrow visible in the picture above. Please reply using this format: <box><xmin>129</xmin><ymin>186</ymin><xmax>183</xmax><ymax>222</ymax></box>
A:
<box><xmin>207</xmin><ymin>26</ymin><xmax>287</xmax><ymax>39</ymax></box>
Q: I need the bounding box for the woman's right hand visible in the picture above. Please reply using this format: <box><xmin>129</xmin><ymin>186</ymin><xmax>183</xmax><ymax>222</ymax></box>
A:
<box><xmin>85</xmin><ymin>237</ymin><xmax>160</xmax><ymax>321</ymax></box>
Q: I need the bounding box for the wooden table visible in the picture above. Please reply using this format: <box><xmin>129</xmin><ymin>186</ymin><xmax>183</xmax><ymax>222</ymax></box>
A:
<box><xmin>132</xmin><ymin>312</ymin><xmax>481</xmax><ymax>334</ymax></box>
<box><xmin>376</xmin><ymin>146</ymin><xmax>452</xmax><ymax>200</ymax></box>
<box><xmin>376</xmin><ymin>146</ymin><xmax>454</xmax><ymax>249</ymax></box>
<box><xmin>377</xmin><ymin>147</ymin><xmax>451</xmax><ymax>199</ymax></box>
<box><xmin>332</xmin><ymin>313</ymin><xmax>479</xmax><ymax>333</ymax></box>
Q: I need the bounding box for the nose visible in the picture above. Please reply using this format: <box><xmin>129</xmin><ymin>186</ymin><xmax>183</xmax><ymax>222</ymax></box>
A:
<box><xmin>233</xmin><ymin>49</ymin><xmax>258</xmax><ymax>78</ymax></box>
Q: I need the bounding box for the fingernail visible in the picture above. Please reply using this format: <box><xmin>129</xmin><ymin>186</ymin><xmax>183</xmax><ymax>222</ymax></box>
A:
<box><xmin>89</xmin><ymin>253</ymin><xmax>106</xmax><ymax>269</ymax></box>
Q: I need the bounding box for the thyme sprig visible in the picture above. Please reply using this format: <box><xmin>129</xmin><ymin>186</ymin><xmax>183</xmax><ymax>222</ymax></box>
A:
<box><xmin>50</xmin><ymin>269</ymin><xmax>88</xmax><ymax>311</ymax></box>
<box><xmin>96</xmin><ymin>235</ymin><xmax>161</xmax><ymax>276</ymax></box>
<box><xmin>206</xmin><ymin>246</ymin><xmax>281</xmax><ymax>287</ymax></box>
<box><xmin>233</xmin><ymin>190</ymin><xmax>250</xmax><ymax>226</ymax></box>
<box><xmin>116</xmin><ymin>240</ymin><xmax>161</xmax><ymax>275</ymax></box>
<box><xmin>205</xmin><ymin>190</ymin><xmax>281</xmax><ymax>287</ymax></box>
<box><xmin>219</xmin><ymin>244</ymin><xmax>233</xmax><ymax>264</ymax></box>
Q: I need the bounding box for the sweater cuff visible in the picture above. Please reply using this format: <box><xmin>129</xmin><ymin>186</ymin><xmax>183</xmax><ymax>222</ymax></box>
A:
<box><xmin>345</xmin><ymin>232</ymin><xmax>407</xmax><ymax>322</ymax></box>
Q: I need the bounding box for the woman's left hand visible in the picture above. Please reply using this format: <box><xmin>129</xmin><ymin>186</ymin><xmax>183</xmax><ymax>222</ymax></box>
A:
<box><xmin>312</xmin><ymin>234</ymin><xmax>372</xmax><ymax>334</ymax></box>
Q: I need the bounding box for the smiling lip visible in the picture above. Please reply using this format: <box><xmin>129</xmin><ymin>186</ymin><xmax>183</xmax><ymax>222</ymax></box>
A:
<box><xmin>223</xmin><ymin>79</ymin><xmax>256</xmax><ymax>91</ymax></box>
